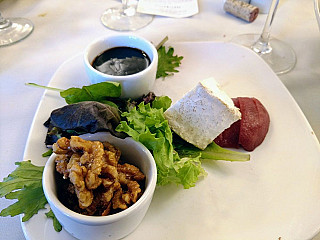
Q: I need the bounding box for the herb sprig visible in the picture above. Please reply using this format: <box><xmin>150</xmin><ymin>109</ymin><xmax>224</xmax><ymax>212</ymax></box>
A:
<box><xmin>0</xmin><ymin>161</ymin><xmax>47</xmax><ymax>221</ymax></box>
<box><xmin>0</xmin><ymin>161</ymin><xmax>62</xmax><ymax>231</ymax></box>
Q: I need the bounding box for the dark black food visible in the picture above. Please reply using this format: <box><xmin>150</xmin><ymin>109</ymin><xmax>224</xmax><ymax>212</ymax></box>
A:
<box><xmin>92</xmin><ymin>47</ymin><xmax>150</xmax><ymax>76</ymax></box>
<box><xmin>44</xmin><ymin>101</ymin><xmax>123</xmax><ymax>146</ymax></box>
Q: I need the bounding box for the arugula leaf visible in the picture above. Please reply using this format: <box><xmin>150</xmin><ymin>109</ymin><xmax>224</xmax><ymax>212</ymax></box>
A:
<box><xmin>0</xmin><ymin>161</ymin><xmax>47</xmax><ymax>222</ymax></box>
<box><xmin>46</xmin><ymin>209</ymin><xmax>62</xmax><ymax>232</ymax></box>
<box><xmin>157</xmin><ymin>46</ymin><xmax>183</xmax><ymax>79</ymax></box>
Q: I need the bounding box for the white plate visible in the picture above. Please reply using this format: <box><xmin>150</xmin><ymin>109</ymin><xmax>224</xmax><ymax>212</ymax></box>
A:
<box><xmin>22</xmin><ymin>42</ymin><xmax>320</xmax><ymax>240</ymax></box>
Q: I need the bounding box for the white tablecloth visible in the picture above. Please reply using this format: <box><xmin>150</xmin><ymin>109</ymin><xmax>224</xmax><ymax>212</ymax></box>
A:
<box><xmin>1</xmin><ymin>0</ymin><xmax>319</xmax><ymax>239</ymax></box>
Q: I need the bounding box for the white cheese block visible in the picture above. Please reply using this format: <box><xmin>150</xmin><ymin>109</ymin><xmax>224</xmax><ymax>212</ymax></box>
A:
<box><xmin>164</xmin><ymin>77</ymin><xmax>241</xmax><ymax>150</ymax></box>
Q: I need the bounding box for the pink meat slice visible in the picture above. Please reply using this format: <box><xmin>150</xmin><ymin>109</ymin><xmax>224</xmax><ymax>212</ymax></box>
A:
<box><xmin>238</xmin><ymin>97</ymin><xmax>270</xmax><ymax>151</ymax></box>
<box><xmin>214</xmin><ymin>97</ymin><xmax>270</xmax><ymax>151</ymax></box>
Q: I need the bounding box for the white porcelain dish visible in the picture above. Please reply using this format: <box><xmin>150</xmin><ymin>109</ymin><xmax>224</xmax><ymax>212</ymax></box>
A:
<box><xmin>314</xmin><ymin>0</ymin><xmax>320</xmax><ymax>30</ymax></box>
<box><xmin>22</xmin><ymin>42</ymin><xmax>320</xmax><ymax>240</ymax></box>
<box><xmin>42</xmin><ymin>132</ymin><xmax>157</xmax><ymax>240</ymax></box>
<box><xmin>84</xmin><ymin>34</ymin><xmax>158</xmax><ymax>98</ymax></box>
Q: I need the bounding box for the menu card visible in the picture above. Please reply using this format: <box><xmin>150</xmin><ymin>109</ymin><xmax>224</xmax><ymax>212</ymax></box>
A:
<box><xmin>137</xmin><ymin>0</ymin><xmax>199</xmax><ymax>18</ymax></box>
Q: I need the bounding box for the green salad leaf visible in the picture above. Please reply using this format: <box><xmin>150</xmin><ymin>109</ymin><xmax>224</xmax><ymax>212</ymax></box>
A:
<box><xmin>116</xmin><ymin>97</ymin><xmax>205</xmax><ymax>188</ymax></box>
<box><xmin>45</xmin><ymin>209</ymin><xmax>62</xmax><ymax>232</ymax></box>
<box><xmin>42</xmin><ymin>149</ymin><xmax>53</xmax><ymax>157</ymax></box>
<box><xmin>60</xmin><ymin>82</ymin><xmax>121</xmax><ymax>104</ymax></box>
<box><xmin>151</xmin><ymin>95</ymin><xmax>172</xmax><ymax>111</ymax></box>
<box><xmin>174</xmin><ymin>155</ymin><xmax>207</xmax><ymax>189</ymax></box>
<box><xmin>0</xmin><ymin>161</ymin><xmax>47</xmax><ymax>221</ymax></box>
<box><xmin>116</xmin><ymin>96</ymin><xmax>250</xmax><ymax>188</ymax></box>
<box><xmin>157</xmin><ymin>46</ymin><xmax>183</xmax><ymax>79</ymax></box>
<box><xmin>0</xmin><ymin>160</ymin><xmax>61</xmax><ymax>231</ymax></box>
<box><xmin>26</xmin><ymin>82</ymin><xmax>122</xmax><ymax>105</ymax></box>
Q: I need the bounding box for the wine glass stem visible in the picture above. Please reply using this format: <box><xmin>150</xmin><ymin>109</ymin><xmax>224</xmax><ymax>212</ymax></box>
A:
<box><xmin>122</xmin><ymin>0</ymin><xmax>129</xmax><ymax>8</ymax></box>
<box><xmin>252</xmin><ymin>0</ymin><xmax>279</xmax><ymax>54</ymax></box>
<box><xmin>121</xmin><ymin>0</ymin><xmax>138</xmax><ymax>17</ymax></box>
<box><xmin>0</xmin><ymin>13</ymin><xmax>12</xmax><ymax>29</ymax></box>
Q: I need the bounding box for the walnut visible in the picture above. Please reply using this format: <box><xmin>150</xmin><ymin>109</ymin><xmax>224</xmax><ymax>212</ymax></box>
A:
<box><xmin>53</xmin><ymin>136</ymin><xmax>145</xmax><ymax>216</ymax></box>
<box><xmin>69</xmin><ymin>163</ymin><xmax>93</xmax><ymax>209</ymax></box>
<box><xmin>118</xmin><ymin>163</ymin><xmax>145</xmax><ymax>181</ymax></box>
<box><xmin>54</xmin><ymin>154</ymin><xmax>69</xmax><ymax>178</ymax></box>
<box><xmin>70</xmin><ymin>136</ymin><xmax>92</xmax><ymax>153</ymax></box>
<box><xmin>103</xmin><ymin>142</ymin><xmax>121</xmax><ymax>166</ymax></box>
<box><xmin>52</xmin><ymin>137</ymin><xmax>70</xmax><ymax>154</ymax></box>
<box><xmin>126</xmin><ymin>180</ymin><xmax>142</xmax><ymax>203</ymax></box>
<box><xmin>112</xmin><ymin>188</ymin><xmax>128</xmax><ymax>210</ymax></box>
<box><xmin>85</xmin><ymin>170</ymin><xmax>102</xmax><ymax>190</ymax></box>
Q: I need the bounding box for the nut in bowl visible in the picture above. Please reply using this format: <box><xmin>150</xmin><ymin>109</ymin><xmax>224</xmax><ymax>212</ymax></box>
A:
<box><xmin>84</xmin><ymin>34</ymin><xmax>158</xmax><ymax>98</ymax></box>
<box><xmin>42</xmin><ymin>132</ymin><xmax>157</xmax><ymax>240</ymax></box>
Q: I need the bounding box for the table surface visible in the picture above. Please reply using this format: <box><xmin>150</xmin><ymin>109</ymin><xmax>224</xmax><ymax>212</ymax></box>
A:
<box><xmin>1</xmin><ymin>0</ymin><xmax>319</xmax><ymax>239</ymax></box>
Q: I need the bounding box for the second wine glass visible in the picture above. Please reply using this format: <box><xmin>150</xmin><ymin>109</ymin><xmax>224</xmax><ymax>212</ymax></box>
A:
<box><xmin>0</xmin><ymin>12</ymin><xmax>33</xmax><ymax>47</ymax></box>
<box><xmin>231</xmin><ymin>0</ymin><xmax>296</xmax><ymax>75</ymax></box>
<box><xmin>101</xmin><ymin>0</ymin><xmax>153</xmax><ymax>31</ymax></box>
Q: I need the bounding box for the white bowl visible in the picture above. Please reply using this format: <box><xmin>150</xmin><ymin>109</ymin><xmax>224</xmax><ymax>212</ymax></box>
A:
<box><xmin>42</xmin><ymin>132</ymin><xmax>157</xmax><ymax>240</ymax></box>
<box><xmin>84</xmin><ymin>34</ymin><xmax>158</xmax><ymax>99</ymax></box>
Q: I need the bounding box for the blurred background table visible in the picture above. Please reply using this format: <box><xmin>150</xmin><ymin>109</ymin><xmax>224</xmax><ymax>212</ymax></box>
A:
<box><xmin>0</xmin><ymin>0</ymin><xmax>319</xmax><ymax>239</ymax></box>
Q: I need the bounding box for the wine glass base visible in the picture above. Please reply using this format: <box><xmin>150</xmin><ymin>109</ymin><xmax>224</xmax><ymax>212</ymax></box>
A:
<box><xmin>101</xmin><ymin>6</ymin><xmax>153</xmax><ymax>31</ymax></box>
<box><xmin>0</xmin><ymin>18</ymin><xmax>33</xmax><ymax>47</ymax></box>
<box><xmin>231</xmin><ymin>34</ymin><xmax>297</xmax><ymax>75</ymax></box>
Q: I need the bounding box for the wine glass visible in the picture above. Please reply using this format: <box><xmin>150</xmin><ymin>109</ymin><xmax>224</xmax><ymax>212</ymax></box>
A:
<box><xmin>0</xmin><ymin>12</ymin><xmax>33</xmax><ymax>47</ymax></box>
<box><xmin>101</xmin><ymin>0</ymin><xmax>153</xmax><ymax>31</ymax></box>
<box><xmin>231</xmin><ymin>0</ymin><xmax>296</xmax><ymax>75</ymax></box>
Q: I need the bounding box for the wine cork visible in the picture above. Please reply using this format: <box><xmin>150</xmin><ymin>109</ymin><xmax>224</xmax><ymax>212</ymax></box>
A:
<box><xmin>224</xmin><ymin>0</ymin><xmax>259</xmax><ymax>23</ymax></box>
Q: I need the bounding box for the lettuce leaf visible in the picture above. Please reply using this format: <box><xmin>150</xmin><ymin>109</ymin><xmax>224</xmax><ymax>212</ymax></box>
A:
<box><xmin>151</xmin><ymin>96</ymin><xmax>172</xmax><ymax>111</ymax></box>
<box><xmin>116</xmin><ymin>96</ymin><xmax>250</xmax><ymax>188</ymax></box>
<box><xmin>116</xmin><ymin>99</ymin><xmax>206</xmax><ymax>189</ymax></box>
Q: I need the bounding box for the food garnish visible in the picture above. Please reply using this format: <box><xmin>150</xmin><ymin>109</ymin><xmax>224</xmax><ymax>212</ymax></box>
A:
<box><xmin>0</xmin><ymin>161</ymin><xmax>61</xmax><ymax>231</ymax></box>
<box><xmin>156</xmin><ymin>45</ymin><xmax>183</xmax><ymax>79</ymax></box>
<box><xmin>45</xmin><ymin>209</ymin><xmax>62</xmax><ymax>232</ymax></box>
<box><xmin>42</xmin><ymin>149</ymin><xmax>53</xmax><ymax>157</ymax></box>
<box><xmin>155</xmin><ymin>35</ymin><xmax>183</xmax><ymax>79</ymax></box>
<box><xmin>0</xmin><ymin>161</ymin><xmax>47</xmax><ymax>221</ymax></box>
